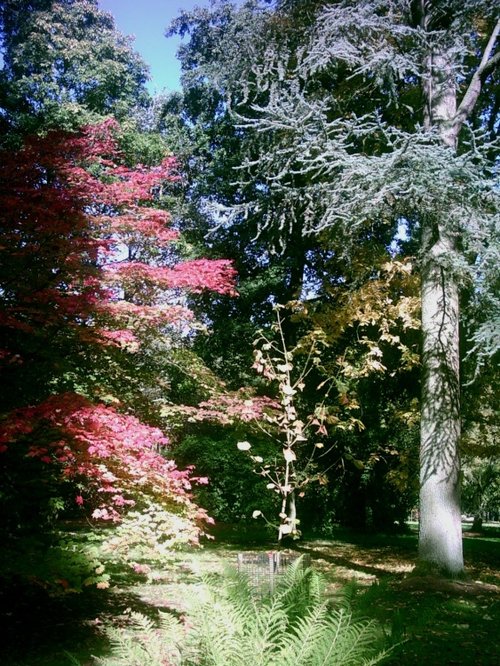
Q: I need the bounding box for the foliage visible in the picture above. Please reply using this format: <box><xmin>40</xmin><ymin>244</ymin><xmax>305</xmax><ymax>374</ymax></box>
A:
<box><xmin>0</xmin><ymin>529</ymin><xmax>110</xmax><ymax>594</ymax></box>
<box><xmin>241</xmin><ymin>274</ymin><xmax>420</xmax><ymax>534</ymax></box>
<box><xmin>0</xmin><ymin>118</ymin><xmax>235</xmax><ymax>400</ymax></box>
<box><xmin>102</xmin><ymin>497</ymin><xmax>211</xmax><ymax>564</ymax></box>
<box><xmin>164</xmin><ymin>0</ymin><xmax>321</xmax><ymax>390</ymax></box>
<box><xmin>239</xmin><ymin>306</ymin><xmax>337</xmax><ymax>540</ymax></box>
<box><xmin>0</xmin><ymin>118</ymin><xmax>238</xmax><ymax>565</ymax></box>
<box><xmin>97</xmin><ymin>611</ymin><xmax>184</xmax><ymax>666</ymax></box>
<box><xmin>460</xmin><ymin>361</ymin><xmax>500</xmax><ymax>525</ymax></box>
<box><xmin>165</xmin><ymin>270</ymin><xmax>421</xmax><ymax>535</ymax></box>
<box><xmin>462</xmin><ymin>458</ymin><xmax>500</xmax><ymax>524</ymax></box>
<box><xmin>0</xmin><ymin>0</ymin><xmax>150</xmax><ymax>139</ymax></box>
<box><xmin>165</xmin><ymin>0</ymin><xmax>421</xmax><ymax>536</ymax></box>
<box><xmin>96</xmin><ymin>556</ymin><xmax>390</xmax><ymax>666</ymax></box>
<box><xmin>173</xmin><ymin>431</ymin><xmax>279</xmax><ymax>524</ymax></box>
<box><xmin>300</xmin><ymin>258</ymin><xmax>421</xmax><ymax>531</ymax></box>
<box><xmin>0</xmin><ymin>393</ymin><xmax>211</xmax><ymax>534</ymax></box>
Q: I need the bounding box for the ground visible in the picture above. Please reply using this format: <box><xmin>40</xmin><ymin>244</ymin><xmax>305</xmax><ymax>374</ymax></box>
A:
<box><xmin>0</xmin><ymin>524</ymin><xmax>498</xmax><ymax>665</ymax></box>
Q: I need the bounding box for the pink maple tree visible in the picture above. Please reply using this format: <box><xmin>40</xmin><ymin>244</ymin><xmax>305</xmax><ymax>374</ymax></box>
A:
<box><xmin>0</xmin><ymin>393</ymin><xmax>211</xmax><ymax>535</ymax></box>
<box><xmin>0</xmin><ymin>118</ymin><xmax>236</xmax><ymax>359</ymax></box>
<box><xmin>0</xmin><ymin>120</ymin><xmax>236</xmax><ymax>541</ymax></box>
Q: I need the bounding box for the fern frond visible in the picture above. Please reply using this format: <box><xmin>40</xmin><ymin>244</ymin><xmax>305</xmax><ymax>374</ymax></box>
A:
<box><xmin>312</xmin><ymin>610</ymin><xmax>386</xmax><ymax>666</ymax></box>
<box><xmin>275</xmin><ymin>601</ymin><xmax>329</xmax><ymax>666</ymax></box>
<box><xmin>275</xmin><ymin>555</ymin><xmax>325</xmax><ymax>623</ymax></box>
<box><xmin>219</xmin><ymin>564</ymin><xmax>261</xmax><ymax>622</ymax></box>
<box><xmin>244</xmin><ymin>597</ymin><xmax>289</xmax><ymax>666</ymax></box>
<box><xmin>96</xmin><ymin>610</ymin><xmax>182</xmax><ymax>666</ymax></box>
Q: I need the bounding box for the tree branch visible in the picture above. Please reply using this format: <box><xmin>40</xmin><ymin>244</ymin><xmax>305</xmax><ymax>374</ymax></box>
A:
<box><xmin>450</xmin><ymin>19</ymin><xmax>500</xmax><ymax>137</ymax></box>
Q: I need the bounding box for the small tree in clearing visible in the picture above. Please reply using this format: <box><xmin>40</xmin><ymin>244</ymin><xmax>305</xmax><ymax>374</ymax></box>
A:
<box><xmin>238</xmin><ymin>306</ymin><xmax>362</xmax><ymax>541</ymax></box>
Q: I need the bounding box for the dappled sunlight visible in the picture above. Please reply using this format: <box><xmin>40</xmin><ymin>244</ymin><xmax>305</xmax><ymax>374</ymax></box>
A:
<box><xmin>296</xmin><ymin>539</ymin><xmax>415</xmax><ymax>583</ymax></box>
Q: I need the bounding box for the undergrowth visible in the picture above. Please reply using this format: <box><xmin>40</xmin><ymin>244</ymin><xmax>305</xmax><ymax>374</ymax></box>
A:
<box><xmin>96</xmin><ymin>556</ymin><xmax>391</xmax><ymax>666</ymax></box>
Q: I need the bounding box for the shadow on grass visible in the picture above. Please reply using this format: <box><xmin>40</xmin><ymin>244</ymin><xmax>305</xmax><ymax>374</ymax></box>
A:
<box><xmin>355</xmin><ymin>576</ymin><xmax>500</xmax><ymax>665</ymax></box>
<box><xmin>2</xmin><ymin>524</ymin><xmax>497</xmax><ymax>665</ymax></box>
<box><xmin>294</xmin><ymin>543</ymin><xmax>406</xmax><ymax>580</ymax></box>
<box><xmin>0</xmin><ymin>572</ymin><xmax>171</xmax><ymax>666</ymax></box>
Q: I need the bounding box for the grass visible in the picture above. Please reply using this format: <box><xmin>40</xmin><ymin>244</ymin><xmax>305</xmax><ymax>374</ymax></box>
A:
<box><xmin>295</xmin><ymin>527</ymin><xmax>500</xmax><ymax>665</ymax></box>
<box><xmin>0</xmin><ymin>523</ymin><xmax>498</xmax><ymax>665</ymax></box>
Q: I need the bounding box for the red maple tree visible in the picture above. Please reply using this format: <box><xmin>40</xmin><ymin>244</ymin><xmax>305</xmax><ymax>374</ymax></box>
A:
<box><xmin>0</xmin><ymin>119</ymin><xmax>236</xmax><ymax>357</ymax></box>
<box><xmin>0</xmin><ymin>120</ymin><xmax>236</xmax><ymax>538</ymax></box>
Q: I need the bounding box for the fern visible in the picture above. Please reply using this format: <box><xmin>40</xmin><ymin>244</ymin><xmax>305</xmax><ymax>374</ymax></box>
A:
<box><xmin>96</xmin><ymin>555</ymin><xmax>390</xmax><ymax>666</ymax></box>
<box><xmin>312</xmin><ymin>612</ymin><xmax>383</xmax><ymax>666</ymax></box>
<box><xmin>276</xmin><ymin>602</ymin><xmax>330</xmax><ymax>666</ymax></box>
<box><xmin>273</xmin><ymin>556</ymin><xmax>324</xmax><ymax>623</ymax></box>
<box><xmin>95</xmin><ymin>610</ymin><xmax>182</xmax><ymax>666</ymax></box>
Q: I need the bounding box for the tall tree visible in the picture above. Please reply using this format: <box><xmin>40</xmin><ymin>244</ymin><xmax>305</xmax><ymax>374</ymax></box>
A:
<box><xmin>0</xmin><ymin>0</ymin><xmax>149</xmax><ymax>140</ymax></box>
<box><xmin>414</xmin><ymin>0</ymin><xmax>499</xmax><ymax>576</ymax></box>
<box><xmin>170</xmin><ymin>0</ymin><xmax>499</xmax><ymax>575</ymax></box>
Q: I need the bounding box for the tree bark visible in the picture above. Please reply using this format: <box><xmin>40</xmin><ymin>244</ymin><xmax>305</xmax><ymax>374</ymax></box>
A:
<box><xmin>418</xmin><ymin>36</ymin><xmax>464</xmax><ymax>574</ymax></box>
<box><xmin>418</xmin><ymin>14</ymin><xmax>499</xmax><ymax>575</ymax></box>
<box><xmin>419</xmin><ymin>222</ymin><xmax>463</xmax><ymax>574</ymax></box>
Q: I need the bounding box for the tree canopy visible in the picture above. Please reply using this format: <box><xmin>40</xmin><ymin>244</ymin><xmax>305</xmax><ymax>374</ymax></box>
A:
<box><xmin>0</xmin><ymin>0</ymin><xmax>150</xmax><ymax>139</ymax></box>
<box><xmin>167</xmin><ymin>0</ymin><xmax>500</xmax><ymax>575</ymax></box>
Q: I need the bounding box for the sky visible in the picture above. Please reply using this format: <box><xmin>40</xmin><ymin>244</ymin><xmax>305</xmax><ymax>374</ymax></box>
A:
<box><xmin>98</xmin><ymin>0</ymin><xmax>209</xmax><ymax>93</ymax></box>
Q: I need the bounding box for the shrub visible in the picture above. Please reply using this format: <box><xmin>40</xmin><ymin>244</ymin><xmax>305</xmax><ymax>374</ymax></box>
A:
<box><xmin>173</xmin><ymin>431</ymin><xmax>279</xmax><ymax>523</ymax></box>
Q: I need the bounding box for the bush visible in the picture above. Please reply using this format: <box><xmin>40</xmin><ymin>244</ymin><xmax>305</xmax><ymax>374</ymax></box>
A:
<box><xmin>173</xmin><ymin>431</ymin><xmax>279</xmax><ymax>523</ymax></box>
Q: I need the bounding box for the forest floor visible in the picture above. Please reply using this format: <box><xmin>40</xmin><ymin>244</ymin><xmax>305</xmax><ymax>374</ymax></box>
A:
<box><xmin>0</xmin><ymin>524</ymin><xmax>498</xmax><ymax>665</ymax></box>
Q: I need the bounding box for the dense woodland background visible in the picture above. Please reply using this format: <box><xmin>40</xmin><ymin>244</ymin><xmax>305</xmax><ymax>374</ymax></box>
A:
<box><xmin>0</xmin><ymin>0</ymin><xmax>499</xmax><ymax>645</ymax></box>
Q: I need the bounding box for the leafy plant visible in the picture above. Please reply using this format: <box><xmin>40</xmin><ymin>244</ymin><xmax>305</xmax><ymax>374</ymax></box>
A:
<box><xmin>96</xmin><ymin>556</ymin><xmax>390</xmax><ymax>665</ymax></box>
<box><xmin>0</xmin><ymin>119</ymin><xmax>235</xmax><ymax>559</ymax></box>
<box><xmin>239</xmin><ymin>306</ymin><xmax>362</xmax><ymax>541</ymax></box>
<box><xmin>98</xmin><ymin>611</ymin><xmax>183</xmax><ymax>666</ymax></box>
<box><xmin>0</xmin><ymin>531</ymin><xmax>110</xmax><ymax>594</ymax></box>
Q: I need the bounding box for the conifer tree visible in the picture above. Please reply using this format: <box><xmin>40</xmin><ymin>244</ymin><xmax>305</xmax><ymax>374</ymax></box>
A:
<box><xmin>170</xmin><ymin>0</ymin><xmax>499</xmax><ymax>575</ymax></box>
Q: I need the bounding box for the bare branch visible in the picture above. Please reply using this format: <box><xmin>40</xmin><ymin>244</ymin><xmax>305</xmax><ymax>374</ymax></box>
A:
<box><xmin>451</xmin><ymin>19</ymin><xmax>500</xmax><ymax>138</ymax></box>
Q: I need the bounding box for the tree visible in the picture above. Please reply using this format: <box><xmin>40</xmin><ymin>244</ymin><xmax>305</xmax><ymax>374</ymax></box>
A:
<box><xmin>0</xmin><ymin>0</ymin><xmax>150</xmax><ymax>140</ymax></box>
<box><xmin>461</xmin><ymin>365</ymin><xmax>500</xmax><ymax>530</ymax></box>
<box><xmin>0</xmin><ymin>119</ymin><xmax>236</xmax><ymax>548</ymax></box>
<box><xmin>164</xmin><ymin>1</ymin><xmax>326</xmax><ymax>387</ymax></box>
<box><xmin>170</xmin><ymin>0</ymin><xmax>499</xmax><ymax>575</ymax></box>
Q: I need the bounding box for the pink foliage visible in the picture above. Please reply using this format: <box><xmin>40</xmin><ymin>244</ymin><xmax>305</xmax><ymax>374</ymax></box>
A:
<box><xmin>0</xmin><ymin>393</ymin><xmax>209</xmax><ymax>530</ymax></box>
<box><xmin>0</xmin><ymin>119</ymin><xmax>238</xmax><ymax>545</ymax></box>
<box><xmin>170</xmin><ymin>391</ymin><xmax>280</xmax><ymax>426</ymax></box>
<box><xmin>104</xmin><ymin>259</ymin><xmax>237</xmax><ymax>296</ymax></box>
<box><xmin>0</xmin><ymin>119</ymin><xmax>237</xmax><ymax>354</ymax></box>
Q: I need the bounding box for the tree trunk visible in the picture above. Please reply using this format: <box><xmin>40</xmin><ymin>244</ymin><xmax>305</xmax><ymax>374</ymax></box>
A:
<box><xmin>418</xmin><ymin>43</ymin><xmax>464</xmax><ymax>575</ymax></box>
<box><xmin>419</xmin><ymin>223</ymin><xmax>463</xmax><ymax>574</ymax></box>
<box><xmin>471</xmin><ymin>514</ymin><xmax>483</xmax><ymax>532</ymax></box>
